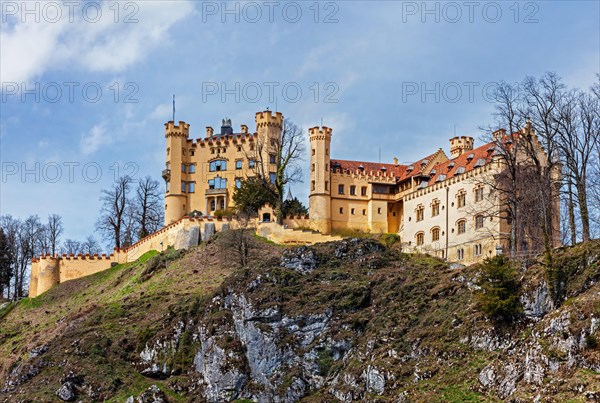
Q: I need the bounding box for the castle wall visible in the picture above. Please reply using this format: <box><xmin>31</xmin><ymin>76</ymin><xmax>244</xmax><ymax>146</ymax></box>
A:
<box><xmin>403</xmin><ymin>164</ymin><xmax>504</xmax><ymax>265</ymax></box>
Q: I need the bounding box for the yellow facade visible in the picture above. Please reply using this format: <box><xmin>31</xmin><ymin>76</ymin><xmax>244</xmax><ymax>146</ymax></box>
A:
<box><xmin>307</xmin><ymin>127</ymin><xmax>561</xmax><ymax>265</ymax></box>
<box><xmin>163</xmin><ymin>111</ymin><xmax>282</xmax><ymax>224</ymax></box>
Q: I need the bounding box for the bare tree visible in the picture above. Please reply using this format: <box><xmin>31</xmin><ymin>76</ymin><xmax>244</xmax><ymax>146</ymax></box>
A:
<box><xmin>81</xmin><ymin>235</ymin><xmax>102</xmax><ymax>255</ymax></box>
<box><xmin>96</xmin><ymin>176</ymin><xmax>133</xmax><ymax>249</ymax></box>
<box><xmin>62</xmin><ymin>239</ymin><xmax>82</xmax><ymax>255</ymax></box>
<box><xmin>15</xmin><ymin>216</ymin><xmax>43</xmax><ymax>298</ymax></box>
<box><xmin>0</xmin><ymin>228</ymin><xmax>13</xmax><ymax>299</ymax></box>
<box><xmin>135</xmin><ymin>176</ymin><xmax>164</xmax><ymax>239</ymax></box>
<box><xmin>46</xmin><ymin>214</ymin><xmax>63</xmax><ymax>255</ymax></box>
<box><xmin>251</xmin><ymin>118</ymin><xmax>305</xmax><ymax>222</ymax></box>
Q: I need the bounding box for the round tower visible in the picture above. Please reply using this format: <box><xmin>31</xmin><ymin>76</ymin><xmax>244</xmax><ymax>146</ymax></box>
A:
<box><xmin>36</xmin><ymin>256</ymin><xmax>60</xmax><ymax>296</ymax></box>
<box><xmin>308</xmin><ymin>126</ymin><xmax>332</xmax><ymax>234</ymax></box>
<box><xmin>255</xmin><ymin>111</ymin><xmax>284</xmax><ymax>177</ymax></box>
<box><xmin>164</xmin><ymin>121</ymin><xmax>190</xmax><ymax>224</ymax></box>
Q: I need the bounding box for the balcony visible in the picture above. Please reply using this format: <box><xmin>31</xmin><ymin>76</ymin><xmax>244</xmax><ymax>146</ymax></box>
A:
<box><xmin>205</xmin><ymin>188</ymin><xmax>228</xmax><ymax>196</ymax></box>
<box><xmin>162</xmin><ymin>169</ymin><xmax>171</xmax><ymax>181</ymax></box>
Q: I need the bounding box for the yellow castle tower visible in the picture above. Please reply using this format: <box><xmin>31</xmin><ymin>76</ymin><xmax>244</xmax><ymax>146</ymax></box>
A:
<box><xmin>163</xmin><ymin>121</ymin><xmax>190</xmax><ymax>225</ymax></box>
<box><xmin>308</xmin><ymin>126</ymin><xmax>333</xmax><ymax>234</ymax></box>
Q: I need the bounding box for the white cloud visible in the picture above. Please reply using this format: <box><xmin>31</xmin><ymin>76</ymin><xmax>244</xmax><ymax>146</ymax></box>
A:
<box><xmin>0</xmin><ymin>1</ymin><xmax>195</xmax><ymax>84</ymax></box>
<box><xmin>80</xmin><ymin>123</ymin><xmax>110</xmax><ymax>155</ymax></box>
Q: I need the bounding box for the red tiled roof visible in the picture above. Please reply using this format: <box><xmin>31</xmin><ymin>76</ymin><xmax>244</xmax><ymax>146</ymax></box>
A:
<box><xmin>330</xmin><ymin>159</ymin><xmax>408</xmax><ymax>178</ymax></box>
<box><xmin>330</xmin><ymin>141</ymin><xmax>498</xmax><ymax>187</ymax></box>
<box><xmin>426</xmin><ymin>141</ymin><xmax>496</xmax><ymax>184</ymax></box>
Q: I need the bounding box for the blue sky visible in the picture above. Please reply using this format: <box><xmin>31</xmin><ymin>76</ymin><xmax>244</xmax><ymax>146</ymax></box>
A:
<box><xmin>1</xmin><ymin>0</ymin><xmax>599</xmax><ymax>244</ymax></box>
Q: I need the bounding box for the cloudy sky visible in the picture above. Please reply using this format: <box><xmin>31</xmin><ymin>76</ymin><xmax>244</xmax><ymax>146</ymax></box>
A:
<box><xmin>1</xmin><ymin>0</ymin><xmax>598</xmax><ymax>244</ymax></box>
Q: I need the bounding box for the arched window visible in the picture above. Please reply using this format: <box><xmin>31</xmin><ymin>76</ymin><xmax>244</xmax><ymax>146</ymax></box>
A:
<box><xmin>209</xmin><ymin>160</ymin><xmax>227</xmax><ymax>172</ymax></box>
<box><xmin>416</xmin><ymin>232</ymin><xmax>424</xmax><ymax>246</ymax></box>
<box><xmin>431</xmin><ymin>227</ymin><xmax>440</xmax><ymax>242</ymax></box>
<box><xmin>457</xmin><ymin>219</ymin><xmax>466</xmax><ymax>234</ymax></box>
<box><xmin>457</xmin><ymin>190</ymin><xmax>466</xmax><ymax>208</ymax></box>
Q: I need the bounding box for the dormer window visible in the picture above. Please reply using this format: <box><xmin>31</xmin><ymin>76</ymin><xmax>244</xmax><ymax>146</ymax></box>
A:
<box><xmin>407</xmin><ymin>165</ymin><xmax>414</xmax><ymax>172</ymax></box>
<box><xmin>430</xmin><ymin>169</ymin><xmax>436</xmax><ymax>175</ymax></box>
<box><xmin>466</xmin><ymin>153</ymin><xmax>474</xmax><ymax>161</ymax></box>
<box><xmin>358</xmin><ymin>164</ymin><xmax>364</xmax><ymax>171</ymax></box>
<box><xmin>455</xmin><ymin>166</ymin><xmax>465</xmax><ymax>175</ymax></box>
<box><xmin>474</xmin><ymin>158</ymin><xmax>486</xmax><ymax>168</ymax></box>
<box><xmin>421</xmin><ymin>159</ymin><xmax>429</xmax><ymax>166</ymax></box>
<box><xmin>448</xmin><ymin>161</ymin><xmax>455</xmax><ymax>169</ymax></box>
<box><xmin>381</xmin><ymin>166</ymin><xmax>387</xmax><ymax>172</ymax></box>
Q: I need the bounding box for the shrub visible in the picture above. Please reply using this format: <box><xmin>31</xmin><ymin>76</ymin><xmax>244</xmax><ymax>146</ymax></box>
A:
<box><xmin>380</xmin><ymin>233</ymin><xmax>401</xmax><ymax>247</ymax></box>
<box><xmin>213</xmin><ymin>208</ymin><xmax>236</xmax><ymax>219</ymax></box>
<box><xmin>476</xmin><ymin>255</ymin><xmax>523</xmax><ymax>323</ymax></box>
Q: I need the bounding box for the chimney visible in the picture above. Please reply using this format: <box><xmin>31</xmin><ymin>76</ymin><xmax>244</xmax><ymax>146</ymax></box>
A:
<box><xmin>206</xmin><ymin>126</ymin><xmax>213</xmax><ymax>137</ymax></box>
<box><xmin>393</xmin><ymin>157</ymin><xmax>399</xmax><ymax>166</ymax></box>
<box><xmin>220</xmin><ymin>117</ymin><xmax>233</xmax><ymax>135</ymax></box>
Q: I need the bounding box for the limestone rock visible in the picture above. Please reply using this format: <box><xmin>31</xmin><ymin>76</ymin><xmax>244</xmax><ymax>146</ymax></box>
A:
<box><xmin>280</xmin><ymin>246</ymin><xmax>317</xmax><ymax>273</ymax></box>
<box><xmin>56</xmin><ymin>382</ymin><xmax>76</xmax><ymax>401</ymax></box>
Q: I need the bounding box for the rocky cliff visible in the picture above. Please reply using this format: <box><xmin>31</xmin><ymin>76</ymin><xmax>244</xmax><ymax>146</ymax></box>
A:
<box><xmin>0</xmin><ymin>235</ymin><xmax>598</xmax><ymax>402</ymax></box>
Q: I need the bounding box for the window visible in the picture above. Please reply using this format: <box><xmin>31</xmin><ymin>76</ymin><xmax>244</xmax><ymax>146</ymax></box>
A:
<box><xmin>208</xmin><ymin>177</ymin><xmax>227</xmax><ymax>189</ymax></box>
<box><xmin>235</xmin><ymin>178</ymin><xmax>242</xmax><ymax>188</ymax></box>
<box><xmin>209</xmin><ymin>160</ymin><xmax>227</xmax><ymax>172</ymax></box>
<box><xmin>312</xmin><ymin>149</ymin><xmax>316</xmax><ymax>156</ymax></box>
<box><xmin>269</xmin><ymin>154</ymin><xmax>277</xmax><ymax>164</ymax></box>
<box><xmin>190</xmin><ymin>150</ymin><xmax>195</xmax><ymax>156</ymax></box>
<box><xmin>311</xmin><ymin>181</ymin><xmax>315</xmax><ymax>191</ymax></box>
<box><xmin>189</xmin><ymin>164</ymin><xmax>195</xmax><ymax>173</ymax></box>
<box><xmin>237</xmin><ymin>146</ymin><xmax>242</xmax><ymax>152</ymax></box>
<box><xmin>166</xmin><ymin>147</ymin><xmax>170</xmax><ymax>155</ymax></box>
<box><xmin>249</xmin><ymin>159</ymin><xmax>256</xmax><ymax>168</ymax></box>
<box><xmin>269</xmin><ymin>172</ymin><xmax>277</xmax><ymax>183</ymax></box>
<box><xmin>311</xmin><ymin>163</ymin><xmax>315</xmax><ymax>172</ymax></box>
<box><xmin>235</xmin><ymin>160</ymin><xmax>243</xmax><ymax>169</ymax></box>
<box><xmin>474</xmin><ymin>244</ymin><xmax>482</xmax><ymax>256</ymax></box>
<box><xmin>338</xmin><ymin>184</ymin><xmax>345</xmax><ymax>194</ymax></box>
<box><xmin>325</xmin><ymin>163</ymin><xmax>328</xmax><ymax>171</ymax></box>
<box><xmin>351</xmin><ymin>208</ymin><xmax>355</xmax><ymax>215</ymax></box>
<box><xmin>211</xmin><ymin>149</ymin><xmax>215</xmax><ymax>154</ymax></box>
<box><xmin>188</xmin><ymin>182</ymin><xmax>195</xmax><ymax>193</ymax></box>
<box><xmin>350</xmin><ymin>185</ymin><xmax>356</xmax><ymax>196</ymax></box>
<box><xmin>182</xmin><ymin>163</ymin><xmax>186</xmax><ymax>173</ymax></box>
<box><xmin>457</xmin><ymin>219</ymin><xmax>466</xmax><ymax>234</ymax></box>
<box><xmin>362</xmin><ymin>209</ymin><xmax>366</xmax><ymax>215</ymax></box>
<box><xmin>165</xmin><ymin>180</ymin><xmax>170</xmax><ymax>193</ymax></box>
<box><xmin>181</xmin><ymin>181</ymin><xmax>186</xmax><ymax>192</ymax></box>
<box><xmin>326</xmin><ymin>148</ymin><xmax>329</xmax><ymax>156</ymax></box>
<box><xmin>431</xmin><ymin>200</ymin><xmax>440</xmax><ymax>217</ymax></box>
<box><xmin>475</xmin><ymin>187</ymin><xmax>484</xmax><ymax>202</ymax></box>
<box><xmin>377</xmin><ymin>208</ymin><xmax>382</xmax><ymax>214</ymax></box>
<box><xmin>250</xmin><ymin>144</ymin><xmax>255</xmax><ymax>151</ymax></box>
<box><xmin>416</xmin><ymin>232</ymin><xmax>424</xmax><ymax>246</ymax></box>
<box><xmin>220</xmin><ymin>199</ymin><xmax>225</xmax><ymax>210</ymax></box>
<box><xmin>457</xmin><ymin>248</ymin><xmax>464</xmax><ymax>260</ymax></box>
<box><xmin>361</xmin><ymin>186</ymin><xmax>367</xmax><ymax>196</ymax></box>
<box><xmin>210</xmin><ymin>199</ymin><xmax>216</xmax><ymax>211</ymax></box>
<box><xmin>475</xmin><ymin>215</ymin><xmax>484</xmax><ymax>229</ymax></box>
<box><xmin>432</xmin><ymin>227</ymin><xmax>440</xmax><ymax>242</ymax></box>
<box><xmin>325</xmin><ymin>181</ymin><xmax>329</xmax><ymax>191</ymax></box>
<box><xmin>457</xmin><ymin>191</ymin><xmax>466</xmax><ymax>208</ymax></box>
<box><xmin>339</xmin><ymin>207</ymin><xmax>344</xmax><ymax>214</ymax></box>
<box><xmin>416</xmin><ymin>205</ymin><xmax>424</xmax><ymax>222</ymax></box>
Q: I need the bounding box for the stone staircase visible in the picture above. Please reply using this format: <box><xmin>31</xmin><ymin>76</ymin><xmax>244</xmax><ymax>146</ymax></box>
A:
<box><xmin>257</xmin><ymin>222</ymin><xmax>342</xmax><ymax>245</ymax></box>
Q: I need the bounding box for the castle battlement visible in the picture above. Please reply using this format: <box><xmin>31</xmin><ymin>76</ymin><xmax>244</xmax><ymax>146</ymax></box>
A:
<box><xmin>255</xmin><ymin>110</ymin><xmax>283</xmax><ymax>128</ymax></box>
<box><xmin>308</xmin><ymin>126</ymin><xmax>333</xmax><ymax>139</ymax></box>
<box><xmin>185</xmin><ymin>132</ymin><xmax>257</xmax><ymax>148</ymax></box>
<box><xmin>165</xmin><ymin>121</ymin><xmax>190</xmax><ymax>138</ymax></box>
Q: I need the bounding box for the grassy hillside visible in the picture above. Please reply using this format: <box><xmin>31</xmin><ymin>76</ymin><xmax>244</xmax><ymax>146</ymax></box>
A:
<box><xmin>0</xmin><ymin>235</ymin><xmax>598</xmax><ymax>402</ymax></box>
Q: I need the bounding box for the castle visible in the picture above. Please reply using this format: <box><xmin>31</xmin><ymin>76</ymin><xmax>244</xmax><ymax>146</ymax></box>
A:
<box><xmin>28</xmin><ymin>109</ymin><xmax>560</xmax><ymax>297</ymax></box>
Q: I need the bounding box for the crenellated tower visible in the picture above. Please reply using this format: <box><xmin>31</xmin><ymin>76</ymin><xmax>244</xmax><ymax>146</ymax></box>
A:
<box><xmin>164</xmin><ymin>121</ymin><xmax>190</xmax><ymax>224</ymax></box>
<box><xmin>255</xmin><ymin>110</ymin><xmax>284</xmax><ymax>179</ymax></box>
<box><xmin>308</xmin><ymin>126</ymin><xmax>332</xmax><ymax>234</ymax></box>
